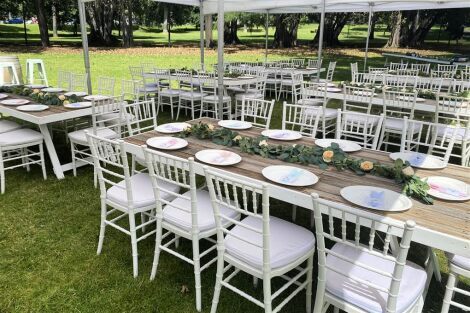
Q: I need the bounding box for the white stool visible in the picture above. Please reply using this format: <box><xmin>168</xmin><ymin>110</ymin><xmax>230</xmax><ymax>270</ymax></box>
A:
<box><xmin>0</xmin><ymin>62</ymin><xmax>20</xmax><ymax>86</ymax></box>
<box><xmin>26</xmin><ymin>59</ymin><xmax>48</xmax><ymax>86</ymax></box>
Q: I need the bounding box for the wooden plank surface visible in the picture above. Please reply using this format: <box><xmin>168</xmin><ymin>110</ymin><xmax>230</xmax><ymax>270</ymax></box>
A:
<box><xmin>124</xmin><ymin>117</ymin><xmax>470</xmax><ymax>242</ymax></box>
<box><xmin>0</xmin><ymin>93</ymin><xmax>84</xmax><ymax>117</ymax></box>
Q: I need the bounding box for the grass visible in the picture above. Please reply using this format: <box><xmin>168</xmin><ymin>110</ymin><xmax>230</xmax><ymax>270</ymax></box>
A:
<box><xmin>0</xmin><ymin>31</ymin><xmax>469</xmax><ymax>312</ymax></box>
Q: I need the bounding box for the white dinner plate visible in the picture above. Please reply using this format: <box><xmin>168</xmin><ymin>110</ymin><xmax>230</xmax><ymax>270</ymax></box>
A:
<box><xmin>218</xmin><ymin>120</ymin><xmax>252</xmax><ymax>130</ymax></box>
<box><xmin>390</xmin><ymin>152</ymin><xmax>446</xmax><ymax>169</ymax></box>
<box><xmin>83</xmin><ymin>95</ymin><xmax>110</xmax><ymax>101</ymax></box>
<box><xmin>0</xmin><ymin>93</ymin><xmax>8</xmax><ymax>100</ymax></box>
<box><xmin>315</xmin><ymin>139</ymin><xmax>362</xmax><ymax>152</ymax></box>
<box><xmin>262</xmin><ymin>165</ymin><xmax>318</xmax><ymax>187</ymax></box>
<box><xmin>340</xmin><ymin>186</ymin><xmax>412</xmax><ymax>212</ymax></box>
<box><xmin>238</xmin><ymin>75</ymin><xmax>254</xmax><ymax>79</ymax></box>
<box><xmin>397</xmin><ymin>95</ymin><xmax>425</xmax><ymax>102</ymax></box>
<box><xmin>42</xmin><ymin>87</ymin><xmax>64</xmax><ymax>93</ymax></box>
<box><xmin>16</xmin><ymin>104</ymin><xmax>49</xmax><ymax>112</ymax></box>
<box><xmin>306</xmin><ymin>67</ymin><xmax>317</xmax><ymax>70</ymax></box>
<box><xmin>425</xmin><ymin>176</ymin><xmax>470</xmax><ymax>201</ymax></box>
<box><xmin>64</xmin><ymin>101</ymin><xmax>92</xmax><ymax>109</ymax></box>
<box><xmin>64</xmin><ymin>91</ymin><xmax>88</xmax><ymax>97</ymax></box>
<box><xmin>156</xmin><ymin>122</ymin><xmax>191</xmax><ymax>134</ymax></box>
<box><xmin>319</xmin><ymin>87</ymin><xmax>342</xmax><ymax>93</ymax></box>
<box><xmin>25</xmin><ymin>84</ymin><xmax>47</xmax><ymax>89</ymax></box>
<box><xmin>352</xmin><ymin>90</ymin><xmax>377</xmax><ymax>97</ymax></box>
<box><xmin>261</xmin><ymin>129</ymin><xmax>302</xmax><ymax>141</ymax></box>
<box><xmin>146</xmin><ymin>137</ymin><xmax>188</xmax><ymax>150</ymax></box>
<box><xmin>195</xmin><ymin>149</ymin><xmax>241</xmax><ymax>166</ymax></box>
<box><xmin>1</xmin><ymin>99</ymin><xmax>30</xmax><ymax>106</ymax></box>
<box><xmin>439</xmin><ymin>100</ymin><xmax>469</xmax><ymax>108</ymax></box>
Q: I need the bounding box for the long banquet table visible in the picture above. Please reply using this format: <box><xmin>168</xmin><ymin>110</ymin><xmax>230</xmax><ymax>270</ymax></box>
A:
<box><xmin>123</xmin><ymin>117</ymin><xmax>470</xmax><ymax>258</ymax></box>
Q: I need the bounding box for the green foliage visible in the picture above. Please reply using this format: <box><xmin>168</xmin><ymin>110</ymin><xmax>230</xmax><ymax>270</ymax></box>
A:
<box><xmin>0</xmin><ymin>85</ymin><xmax>82</xmax><ymax>106</ymax></box>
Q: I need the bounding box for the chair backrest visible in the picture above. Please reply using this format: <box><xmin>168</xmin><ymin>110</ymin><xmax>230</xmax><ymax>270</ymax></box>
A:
<box><xmin>336</xmin><ymin>109</ymin><xmax>384</xmax><ymax>150</ymax></box>
<box><xmin>401</xmin><ymin>117</ymin><xmax>456</xmax><ymax>165</ymax></box>
<box><xmin>91</xmin><ymin>95</ymin><xmax>123</xmax><ymax>137</ymax></box>
<box><xmin>410</xmin><ymin>63</ymin><xmax>430</xmax><ymax>74</ymax></box>
<box><xmin>460</xmin><ymin>65</ymin><xmax>470</xmax><ymax>80</ymax></box>
<box><xmin>141</xmin><ymin>63</ymin><xmax>156</xmax><ymax>75</ymax></box>
<box><xmin>368</xmin><ymin>67</ymin><xmax>388</xmax><ymax>74</ymax></box>
<box><xmin>204</xmin><ymin>167</ymin><xmax>271</xmax><ymax>272</ymax></box>
<box><xmin>452</xmin><ymin>79</ymin><xmax>470</xmax><ymax>93</ymax></box>
<box><xmin>143</xmin><ymin>149</ymin><xmax>199</xmax><ymax>231</ymax></box>
<box><xmin>300</xmin><ymin>81</ymin><xmax>328</xmax><ymax>103</ymax></box>
<box><xmin>290</xmin><ymin>58</ymin><xmax>305</xmax><ymax>67</ymax></box>
<box><xmin>435</xmin><ymin>94</ymin><xmax>470</xmax><ymax>128</ymax></box>
<box><xmin>311</xmin><ymin>193</ymin><xmax>416</xmax><ymax>313</ymax></box>
<box><xmin>241</xmin><ymin>98</ymin><xmax>275</xmax><ymax>129</ymax></box>
<box><xmin>415</xmin><ymin>76</ymin><xmax>442</xmax><ymax>93</ymax></box>
<box><xmin>352</xmin><ymin>72</ymin><xmax>377</xmax><ymax>85</ymax></box>
<box><xmin>121</xmin><ymin>79</ymin><xmax>140</xmax><ymax>101</ymax></box>
<box><xmin>384</xmin><ymin>74</ymin><xmax>409</xmax><ymax>88</ymax></box>
<box><xmin>282</xmin><ymin>102</ymin><xmax>320</xmax><ymax>137</ymax></box>
<box><xmin>308</xmin><ymin>59</ymin><xmax>322</xmax><ymax>69</ymax></box>
<box><xmin>343</xmin><ymin>85</ymin><xmax>375</xmax><ymax>114</ymax></box>
<box><xmin>70</xmin><ymin>73</ymin><xmax>87</xmax><ymax>92</ymax></box>
<box><xmin>382</xmin><ymin>90</ymin><xmax>417</xmax><ymax>120</ymax></box>
<box><xmin>325</xmin><ymin>61</ymin><xmax>336</xmax><ymax>81</ymax></box>
<box><xmin>198</xmin><ymin>72</ymin><xmax>218</xmax><ymax>96</ymax></box>
<box><xmin>124</xmin><ymin>98</ymin><xmax>157</xmax><ymax>136</ymax></box>
<box><xmin>129</xmin><ymin>66</ymin><xmax>144</xmax><ymax>82</ymax></box>
<box><xmin>86</xmin><ymin>133</ymin><xmax>133</xmax><ymax>208</ymax></box>
<box><xmin>57</xmin><ymin>70</ymin><xmax>71</xmax><ymax>90</ymax></box>
<box><xmin>396</xmin><ymin>69</ymin><xmax>419</xmax><ymax>77</ymax></box>
<box><xmin>174</xmin><ymin>70</ymin><xmax>193</xmax><ymax>91</ymax></box>
<box><xmin>389</xmin><ymin>62</ymin><xmax>408</xmax><ymax>71</ymax></box>
<box><xmin>437</xmin><ymin>64</ymin><xmax>457</xmax><ymax>75</ymax></box>
<box><xmin>431</xmin><ymin>69</ymin><xmax>454</xmax><ymax>79</ymax></box>
<box><xmin>97</xmin><ymin>76</ymin><xmax>116</xmax><ymax>96</ymax></box>
<box><xmin>350</xmin><ymin>62</ymin><xmax>358</xmax><ymax>80</ymax></box>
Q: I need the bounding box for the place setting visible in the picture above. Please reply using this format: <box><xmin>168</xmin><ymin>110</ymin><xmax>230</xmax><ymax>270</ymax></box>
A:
<box><xmin>261</xmin><ymin>129</ymin><xmax>302</xmax><ymax>141</ymax></box>
<box><xmin>83</xmin><ymin>95</ymin><xmax>110</xmax><ymax>101</ymax></box>
<box><xmin>218</xmin><ymin>120</ymin><xmax>252</xmax><ymax>130</ymax></box>
<box><xmin>340</xmin><ymin>185</ymin><xmax>413</xmax><ymax>212</ymax></box>
<box><xmin>389</xmin><ymin>151</ymin><xmax>446</xmax><ymax>169</ymax></box>
<box><xmin>64</xmin><ymin>91</ymin><xmax>88</xmax><ymax>97</ymax></box>
<box><xmin>423</xmin><ymin>176</ymin><xmax>470</xmax><ymax>202</ymax></box>
<box><xmin>262</xmin><ymin>165</ymin><xmax>318</xmax><ymax>187</ymax></box>
<box><xmin>42</xmin><ymin>87</ymin><xmax>65</xmax><ymax>93</ymax></box>
<box><xmin>25</xmin><ymin>84</ymin><xmax>47</xmax><ymax>89</ymax></box>
<box><xmin>315</xmin><ymin>139</ymin><xmax>362</xmax><ymax>152</ymax></box>
<box><xmin>0</xmin><ymin>98</ymin><xmax>30</xmax><ymax>106</ymax></box>
<box><xmin>0</xmin><ymin>93</ymin><xmax>9</xmax><ymax>100</ymax></box>
<box><xmin>156</xmin><ymin>122</ymin><xmax>191</xmax><ymax>133</ymax></box>
<box><xmin>63</xmin><ymin>101</ymin><xmax>92</xmax><ymax>109</ymax></box>
<box><xmin>146</xmin><ymin>137</ymin><xmax>188</xmax><ymax>150</ymax></box>
<box><xmin>195</xmin><ymin>149</ymin><xmax>241</xmax><ymax>166</ymax></box>
<box><xmin>16</xmin><ymin>104</ymin><xmax>49</xmax><ymax>112</ymax></box>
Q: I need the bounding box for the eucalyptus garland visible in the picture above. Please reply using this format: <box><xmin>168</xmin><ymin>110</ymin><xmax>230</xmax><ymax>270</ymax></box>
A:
<box><xmin>0</xmin><ymin>85</ymin><xmax>82</xmax><ymax>106</ymax></box>
<box><xmin>179</xmin><ymin>122</ymin><xmax>434</xmax><ymax>204</ymax></box>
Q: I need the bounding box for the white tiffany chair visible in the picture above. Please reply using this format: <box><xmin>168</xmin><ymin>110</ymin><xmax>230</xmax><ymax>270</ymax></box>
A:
<box><xmin>176</xmin><ymin>70</ymin><xmax>203</xmax><ymax>120</ymax></box>
<box><xmin>265</xmin><ymin>67</ymin><xmax>281</xmax><ymax>100</ymax></box>
<box><xmin>452</xmin><ymin>79</ymin><xmax>470</xmax><ymax>93</ymax></box>
<box><xmin>0</xmin><ymin>123</ymin><xmax>46</xmax><ymax>194</ymax></box>
<box><xmin>97</xmin><ymin>76</ymin><xmax>116</xmax><ymax>96</ymax></box>
<box><xmin>86</xmin><ymin>133</ymin><xmax>179</xmax><ymax>277</ymax></box>
<box><xmin>342</xmin><ymin>85</ymin><xmax>375</xmax><ymax>115</ymax></box>
<box><xmin>282</xmin><ymin>102</ymin><xmax>320</xmax><ymax>137</ymax></box>
<box><xmin>68</xmin><ymin>96</ymin><xmax>122</xmax><ymax>180</ymax></box>
<box><xmin>129</xmin><ymin>66</ymin><xmax>158</xmax><ymax>100</ymax></box>
<box><xmin>144</xmin><ymin>151</ymin><xmax>238</xmax><ymax>312</ymax></box>
<box><xmin>437</xmin><ymin>64</ymin><xmax>458</xmax><ymax>76</ymax></box>
<box><xmin>397</xmin><ymin>69</ymin><xmax>419</xmax><ymax>77</ymax></box>
<box><xmin>199</xmin><ymin>72</ymin><xmax>231</xmax><ymax>119</ymax></box>
<box><xmin>309</xmin><ymin>58</ymin><xmax>323</xmax><ymax>70</ymax></box>
<box><xmin>311</xmin><ymin>194</ymin><xmax>427</xmax><ymax>313</ymax></box>
<box><xmin>350</xmin><ymin>62</ymin><xmax>358</xmax><ymax>80</ymax></box>
<box><xmin>441</xmin><ymin>254</ymin><xmax>470</xmax><ymax>313</ymax></box>
<box><xmin>57</xmin><ymin>70</ymin><xmax>71</xmax><ymax>90</ymax></box>
<box><xmin>290</xmin><ymin>58</ymin><xmax>305</xmax><ymax>67</ymax></box>
<box><xmin>352</xmin><ymin>72</ymin><xmax>377</xmax><ymax>85</ymax></box>
<box><xmin>401</xmin><ymin>117</ymin><xmax>456</xmax><ymax>167</ymax></box>
<box><xmin>241</xmin><ymin>98</ymin><xmax>275</xmax><ymax>129</ymax></box>
<box><xmin>435</xmin><ymin>94</ymin><xmax>470</xmax><ymax>166</ymax></box>
<box><xmin>156</xmin><ymin>69</ymin><xmax>180</xmax><ymax>119</ymax></box>
<box><xmin>70</xmin><ymin>73</ymin><xmax>88</xmax><ymax>95</ymax></box>
<box><xmin>234</xmin><ymin>70</ymin><xmax>268</xmax><ymax>117</ymax></box>
<box><xmin>378</xmin><ymin>90</ymin><xmax>418</xmax><ymax>151</ymax></box>
<box><xmin>320</xmin><ymin>61</ymin><xmax>337</xmax><ymax>83</ymax></box>
<box><xmin>205</xmin><ymin>168</ymin><xmax>316</xmax><ymax>313</ymax></box>
<box><xmin>415</xmin><ymin>76</ymin><xmax>443</xmax><ymax>93</ymax></box>
<box><xmin>336</xmin><ymin>110</ymin><xmax>384</xmax><ymax>150</ymax></box>
<box><xmin>368</xmin><ymin>67</ymin><xmax>389</xmax><ymax>74</ymax></box>
<box><xmin>121</xmin><ymin>79</ymin><xmax>140</xmax><ymax>102</ymax></box>
<box><xmin>384</xmin><ymin>74</ymin><xmax>411</xmax><ymax>88</ymax></box>
<box><xmin>410</xmin><ymin>63</ymin><xmax>431</xmax><ymax>74</ymax></box>
<box><xmin>389</xmin><ymin>62</ymin><xmax>408</xmax><ymax>71</ymax></box>
<box><xmin>279</xmin><ymin>72</ymin><xmax>303</xmax><ymax>102</ymax></box>
<box><xmin>297</xmin><ymin>81</ymin><xmax>325</xmax><ymax>106</ymax></box>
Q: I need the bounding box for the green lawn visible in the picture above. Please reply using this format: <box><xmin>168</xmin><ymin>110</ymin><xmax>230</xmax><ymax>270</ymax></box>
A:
<box><xmin>0</xmin><ymin>38</ymin><xmax>469</xmax><ymax>312</ymax></box>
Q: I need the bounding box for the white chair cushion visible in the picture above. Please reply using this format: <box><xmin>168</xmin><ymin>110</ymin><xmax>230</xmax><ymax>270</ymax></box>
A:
<box><xmin>0</xmin><ymin>128</ymin><xmax>43</xmax><ymax>146</ymax></box>
<box><xmin>305</xmin><ymin>107</ymin><xmax>337</xmax><ymax>118</ymax></box>
<box><xmin>449</xmin><ymin>254</ymin><xmax>470</xmax><ymax>270</ymax></box>
<box><xmin>107</xmin><ymin>173</ymin><xmax>179</xmax><ymax>208</ymax></box>
<box><xmin>266</xmin><ymin>78</ymin><xmax>279</xmax><ymax>84</ymax></box>
<box><xmin>235</xmin><ymin>93</ymin><xmax>263</xmax><ymax>100</ymax></box>
<box><xmin>203</xmin><ymin>95</ymin><xmax>231</xmax><ymax>102</ymax></box>
<box><xmin>326</xmin><ymin>242</ymin><xmax>427</xmax><ymax>313</ymax></box>
<box><xmin>179</xmin><ymin>91</ymin><xmax>204</xmax><ymax>99</ymax></box>
<box><xmin>227</xmin><ymin>87</ymin><xmax>245</xmax><ymax>93</ymax></box>
<box><xmin>437</xmin><ymin>125</ymin><xmax>469</xmax><ymax>141</ymax></box>
<box><xmin>297</xmin><ymin>98</ymin><xmax>323</xmax><ymax>106</ymax></box>
<box><xmin>139</xmin><ymin>86</ymin><xmax>158</xmax><ymax>93</ymax></box>
<box><xmin>225</xmin><ymin>215</ymin><xmax>315</xmax><ymax>270</ymax></box>
<box><xmin>163</xmin><ymin>190</ymin><xmax>239</xmax><ymax>232</ymax></box>
<box><xmin>68</xmin><ymin>127</ymin><xmax>118</xmax><ymax>145</ymax></box>
<box><xmin>160</xmin><ymin>89</ymin><xmax>180</xmax><ymax>96</ymax></box>
<box><xmin>343</xmin><ymin>113</ymin><xmax>380</xmax><ymax>126</ymax></box>
<box><xmin>0</xmin><ymin>120</ymin><xmax>21</xmax><ymax>134</ymax></box>
<box><xmin>97</xmin><ymin>112</ymin><xmax>134</xmax><ymax>124</ymax></box>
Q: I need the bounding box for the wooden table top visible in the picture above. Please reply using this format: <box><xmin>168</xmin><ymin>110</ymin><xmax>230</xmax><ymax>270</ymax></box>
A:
<box><xmin>124</xmin><ymin>118</ymin><xmax>470</xmax><ymax>246</ymax></box>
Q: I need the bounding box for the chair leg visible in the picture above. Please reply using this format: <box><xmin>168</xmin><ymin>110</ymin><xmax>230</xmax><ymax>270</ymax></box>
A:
<box><xmin>210</xmin><ymin>252</ymin><xmax>224</xmax><ymax>313</ymax></box>
<box><xmin>306</xmin><ymin>255</ymin><xmax>314</xmax><ymax>313</ymax></box>
<box><xmin>39</xmin><ymin>143</ymin><xmax>47</xmax><ymax>180</ymax></box>
<box><xmin>96</xmin><ymin>198</ymin><xmax>107</xmax><ymax>255</ymax></box>
<box><xmin>333</xmin><ymin>307</ymin><xmax>339</xmax><ymax>313</ymax></box>
<box><xmin>263</xmin><ymin>275</ymin><xmax>272</xmax><ymax>313</ymax></box>
<box><xmin>150</xmin><ymin>218</ymin><xmax>163</xmax><ymax>280</ymax></box>
<box><xmin>0</xmin><ymin>153</ymin><xmax>5</xmax><ymax>194</ymax></box>
<box><xmin>313</xmin><ymin>278</ymin><xmax>327</xmax><ymax>313</ymax></box>
<box><xmin>441</xmin><ymin>272</ymin><xmax>458</xmax><ymax>313</ymax></box>
<box><xmin>192</xmin><ymin>238</ymin><xmax>202</xmax><ymax>312</ymax></box>
<box><xmin>292</xmin><ymin>205</ymin><xmax>297</xmax><ymax>222</ymax></box>
<box><xmin>253</xmin><ymin>276</ymin><xmax>259</xmax><ymax>288</ymax></box>
<box><xmin>141</xmin><ymin>213</ymin><xmax>147</xmax><ymax>233</ymax></box>
<box><xmin>71</xmin><ymin>143</ymin><xmax>77</xmax><ymax>177</ymax></box>
<box><xmin>128</xmin><ymin>212</ymin><xmax>139</xmax><ymax>278</ymax></box>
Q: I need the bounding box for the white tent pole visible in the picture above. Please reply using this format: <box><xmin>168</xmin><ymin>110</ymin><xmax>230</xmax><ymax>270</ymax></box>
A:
<box><xmin>316</xmin><ymin>0</ymin><xmax>325</xmax><ymax>82</ymax></box>
<box><xmin>363</xmin><ymin>4</ymin><xmax>373</xmax><ymax>72</ymax></box>
<box><xmin>264</xmin><ymin>12</ymin><xmax>269</xmax><ymax>63</ymax></box>
<box><xmin>217</xmin><ymin>0</ymin><xmax>224</xmax><ymax>118</ymax></box>
<box><xmin>78</xmin><ymin>0</ymin><xmax>92</xmax><ymax>94</ymax></box>
<box><xmin>199</xmin><ymin>0</ymin><xmax>205</xmax><ymax>67</ymax></box>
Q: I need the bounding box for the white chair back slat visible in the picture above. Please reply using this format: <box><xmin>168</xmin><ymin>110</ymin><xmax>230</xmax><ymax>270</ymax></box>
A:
<box><xmin>57</xmin><ymin>70</ymin><xmax>71</xmax><ymax>90</ymax></box>
<box><xmin>97</xmin><ymin>76</ymin><xmax>116</xmax><ymax>96</ymax></box>
<box><xmin>70</xmin><ymin>73</ymin><xmax>87</xmax><ymax>92</ymax></box>
<box><xmin>336</xmin><ymin>110</ymin><xmax>384</xmax><ymax>150</ymax></box>
<box><xmin>410</xmin><ymin>63</ymin><xmax>431</xmax><ymax>74</ymax></box>
<box><xmin>382</xmin><ymin>90</ymin><xmax>417</xmax><ymax>119</ymax></box>
<box><xmin>124</xmin><ymin>99</ymin><xmax>157</xmax><ymax>136</ymax></box>
<box><xmin>241</xmin><ymin>98</ymin><xmax>275</xmax><ymax>129</ymax></box>
<box><xmin>282</xmin><ymin>102</ymin><xmax>320</xmax><ymax>137</ymax></box>
<box><xmin>343</xmin><ymin>85</ymin><xmax>375</xmax><ymax>114</ymax></box>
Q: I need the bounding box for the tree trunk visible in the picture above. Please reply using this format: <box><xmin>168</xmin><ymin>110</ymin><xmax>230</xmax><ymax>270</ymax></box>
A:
<box><xmin>369</xmin><ymin>14</ymin><xmax>377</xmax><ymax>40</ymax></box>
<box><xmin>52</xmin><ymin>4</ymin><xmax>58</xmax><ymax>37</ymax></box>
<box><xmin>121</xmin><ymin>0</ymin><xmax>133</xmax><ymax>47</ymax></box>
<box><xmin>205</xmin><ymin>15</ymin><xmax>213</xmax><ymax>48</ymax></box>
<box><xmin>22</xmin><ymin>1</ymin><xmax>28</xmax><ymax>44</ymax></box>
<box><xmin>163</xmin><ymin>5</ymin><xmax>168</xmax><ymax>33</ymax></box>
<box><xmin>385</xmin><ymin>10</ymin><xmax>438</xmax><ymax>48</ymax></box>
<box><xmin>86</xmin><ymin>0</ymin><xmax>116</xmax><ymax>46</ymax></box>
<box><xmin>312</xmin><ymin>13</ymin><xmax>350</xmax><ymax>47</ymax></box>
<box><xmin>34</xmin><ymin>0</ymin><xmax>49</xmax><ymax>47</ymax></box>
<box><xmin>385</xmin><ymin>11</ymin><xmax>402</xmax><ymax>48</ymax></box>
<box><xmin>272</xmin><ymin>14</ymin><xmax>300</xmax><ymax>48</ymax></box>
<box><xmin>224</xmin><ymin>18</ymin><xmax>240</xmax><ymax>45</ymax></box>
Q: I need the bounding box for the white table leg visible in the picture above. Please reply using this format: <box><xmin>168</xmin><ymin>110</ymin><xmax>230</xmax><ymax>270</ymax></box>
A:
<box><xmin>39</xmin><ymin>124</ymin><xmax>65</xmax><ymax>179</ymax></box>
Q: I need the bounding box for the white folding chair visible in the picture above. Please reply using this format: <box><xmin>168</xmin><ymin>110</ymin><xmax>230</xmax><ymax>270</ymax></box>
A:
<box><xmin>241</xmin><ymin>98</ymin><xmax>274</xmax><ymax>129</ymax></box>
<box><xmin>144</xmin><ymin>151</ymin><xmax>237</xmax><ymax>312</ymax></box>
<box><xmin>311</xmin><ymin>194</ymin><xmax>427</xmax><ymax>313</ymax></box>
<box><xmin>86</xmin><ymin>133</ymin><xmax>178</xmax><ymax>278</ymax></box>
<box><xmin>282</xmin><ymin>102</ymin><xmax>320</xmax><ymax>137</ymax></box>
<box><xmin>205</xmin><ymin>168</ymin><xmax>316</xmax><ymax>313</ymax></box>
<box><xmin>199</xmin><ymin>73</ymin><xmax>231</xmax><ymax>119</ymax></box>
<box><xmin>336</xmin><ymin>110</ymin><xmax>384</xmax><ymax>150</ymax></box>
<box><xmin>441</xmin><ymin>254</ymin><xmax>470</xmax><ymax>313</ymax></box>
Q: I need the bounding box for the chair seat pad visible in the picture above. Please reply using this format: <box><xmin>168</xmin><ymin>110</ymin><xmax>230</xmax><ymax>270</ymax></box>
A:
<box><xmin>203</xmin><ymin>95</ymin><xmax>231</xmax><ymax>102</ymax></box>
<box><xmin>68</xmin><ymin>127</ymin><xmax>118</xmax><ymax>145</ymax></box>
<box><xmin>266</xmin><ymin>78</ymin><xmax>279</xmax><ymax>84</ymax></box>
<box><xmin>227</xmin><ymin>87</ymin><xmax>245</xmax><ymax>93</ymax></box>
<box><xmin>326</xmin><ymin>243</ymin><xmax>427</xmax><ymax>313</ymax></box>
<box><xmin>139</xmin><ymin>86</ymin><xmax>158</xmax><ymax>93</ymax></box>
<box><xmin>180</xmin><ymin>91</ymin><xmax>204</xmax><ymax>99</ymax></box>
<box><xmin>163</xmin><ymin>190</ymin><xmax>239</xmax><ymax>232</ymax></box>
<box><xmin>0</xmin><ymin>120</ymin><xmax>21</xmax><ymax>134</ymax></box>
<box><xmin>343</xmin><ymin>113</ymin><xmax>380</xmax><ymax>126</ymax></box>
<box><xmin>437</xmin><ymin>125</ymin><xmax>469</xmax><ymax>141</ymax></box>
<box><xmin>107</xmin><ymin>173</ymin><xmax>179</xmax><ymax>208</ymax></box>
<box><xmin>97</xmin><ymin>112</ymin><xmax>134</xmax><ymax>124</ymax></box>
<box><xmin>225</xmin><ymin>215</ymin><xmax>315</xmax><ymax>270</ymax></box>
<box><xmin>235</xmin><ymin>93</ymin><xmax>263</xmax><ymax>100</ymax></box>
<box><xmin>160</xmin><ymin>89</ymin><xmax>180</xmax><ymax>96</ymax></box>
<box><xmin>297</xmin><ymin>98</ymin><xmax>323</xmax><ymax>106</ymax></box>
<box><xmin>0</xmin><ymin>128</ymin><xmax>43</xmax><ymax>146</ymax></box>
<box><xmin>304</xmin><ymin>107</ymin><xmax>337</xmax><ymax>118</ymax></box>
<box><xmin>449</xmin><ymin>254</ymin><xmax>470</xmax><ymax>270</ymax></box>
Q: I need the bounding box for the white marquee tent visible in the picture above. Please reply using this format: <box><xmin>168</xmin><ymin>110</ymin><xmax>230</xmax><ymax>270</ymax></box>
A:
<box><xmin>77</xmin><ymin>0</ymin><xmax>470</xmax><ymax>116</ymax></box>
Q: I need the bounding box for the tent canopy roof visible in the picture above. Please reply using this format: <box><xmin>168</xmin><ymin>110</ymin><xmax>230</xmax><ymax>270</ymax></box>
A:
<box><xmin>152</xmin><ymin>0</ymin><xmax>470</xmax><ymax>14</ymax></box>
